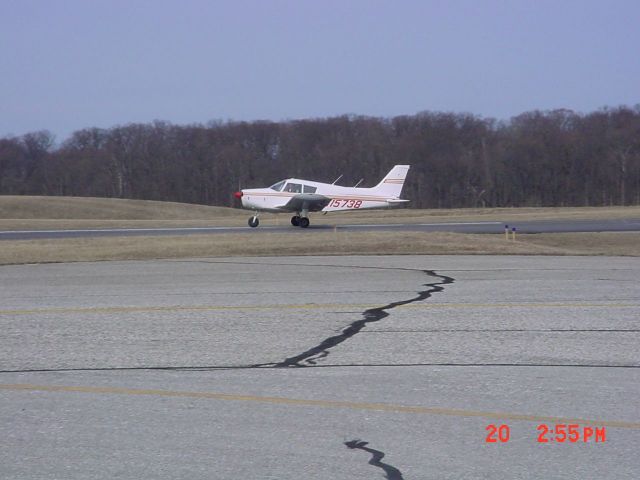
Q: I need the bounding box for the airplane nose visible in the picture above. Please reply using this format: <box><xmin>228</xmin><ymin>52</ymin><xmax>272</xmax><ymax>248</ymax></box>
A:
<box><xmin>234</xmin><ymin>191</ymin><xmax>243</xmax><ymax>199</ymax></box>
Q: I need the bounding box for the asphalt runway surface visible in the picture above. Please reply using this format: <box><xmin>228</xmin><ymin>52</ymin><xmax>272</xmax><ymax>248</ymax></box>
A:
<box><xmin>1</xmin><ymin>255</ymin><xmax>639</xmax><ymax>479</ymax></box>
<box><xmin>2</xmin><ymin>217</ymin><xmax>640</xmax><ymax>239</ymax></box>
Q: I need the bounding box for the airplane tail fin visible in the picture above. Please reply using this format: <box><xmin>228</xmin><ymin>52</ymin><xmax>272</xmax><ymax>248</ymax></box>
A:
<box><xmin>371</xmin><ymin>165</ymin><xmax>410</xmax><ymax>198</ymax></box>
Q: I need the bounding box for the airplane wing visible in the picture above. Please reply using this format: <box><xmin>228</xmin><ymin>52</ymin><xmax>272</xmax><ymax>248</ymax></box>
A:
<box><xmin>277</xmin><ymin>194</ymin><xmax>332</xmax><ymax>212</ymax></box>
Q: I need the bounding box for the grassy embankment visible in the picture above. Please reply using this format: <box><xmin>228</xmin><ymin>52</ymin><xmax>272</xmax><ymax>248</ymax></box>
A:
<box><xmin>1</xmin><ymin>196</ymin><xmax>639</xmax><ymax>264</ymax></box>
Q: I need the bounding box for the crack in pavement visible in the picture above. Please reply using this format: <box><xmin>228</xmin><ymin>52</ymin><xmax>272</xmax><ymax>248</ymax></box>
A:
<box><xmin>345</xmin><ymin>439</ymin><xmax>404</xmax><ymax>480</ymax></box>
<box><xmin>0</xmin><ymin>262</ymin><xmax>455</xmax><ymax>373</ymax></box>
<box><xmin>253</xmin><ymin>269</ymin><xmax>455</xmax><ymax>368</ymax></box>
<box><xmin>6</xmin><ymin>260</ymin><xmax>640</xmax><ymax>373</ymax></box>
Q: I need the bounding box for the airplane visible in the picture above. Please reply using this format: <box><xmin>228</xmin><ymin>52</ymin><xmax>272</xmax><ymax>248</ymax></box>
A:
<box><xmin>234</xmin><ymin>164</ymin><xmax>410</xmax><ymax>228</ymax></box>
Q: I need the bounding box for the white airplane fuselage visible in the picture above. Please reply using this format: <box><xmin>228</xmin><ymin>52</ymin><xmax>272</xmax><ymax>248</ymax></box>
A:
<box><xmin>235</xmin><ymin>165</ymin><xmax>410</xmax><ymax>227</ymax></box>
<box><xmin>241</xmin><ymin>181</ymin><xmax>399</xmax><ymax>213</ymax></box>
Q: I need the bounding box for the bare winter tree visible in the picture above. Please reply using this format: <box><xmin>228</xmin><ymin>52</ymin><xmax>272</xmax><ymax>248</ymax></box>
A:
<box><xmin>1</xmin><ymin>106</ymin><xmax>639</xmax><ymax>208</ymax></box>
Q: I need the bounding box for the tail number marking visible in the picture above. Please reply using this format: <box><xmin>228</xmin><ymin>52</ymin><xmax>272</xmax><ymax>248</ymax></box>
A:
<box><xmin>329</xmin><ymin>199</ymin><xmax>362</xmax><ymax>208</ymax></box>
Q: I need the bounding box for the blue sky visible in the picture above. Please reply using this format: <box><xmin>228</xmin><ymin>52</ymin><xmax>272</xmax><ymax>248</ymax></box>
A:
<box><xmin>1</xmin><ymin>0</ymin><xmax>638</xmax><ymax>141</ymax></box>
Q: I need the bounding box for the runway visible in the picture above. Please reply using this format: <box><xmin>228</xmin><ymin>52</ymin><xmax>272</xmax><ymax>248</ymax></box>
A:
<box><xmin>2</xmin><ymin>217</ymin><xmax>640</xmax><ymax>239</ymax></box>
<box><xmin>1</xmin><ymin>256</ymin><xmax>639</xmax><ymax>479</ymax></box>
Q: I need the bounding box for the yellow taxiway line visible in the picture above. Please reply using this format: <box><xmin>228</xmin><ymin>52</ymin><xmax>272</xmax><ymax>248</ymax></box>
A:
<box><xmin>0</xmin><ymin>302</ymin><xmax>637</xmax><ymax>316</ymax></box>
<box><xmin>1</xmin><ymin>383</ymin><xmax>638</xmax><ymax>429</ymax></box>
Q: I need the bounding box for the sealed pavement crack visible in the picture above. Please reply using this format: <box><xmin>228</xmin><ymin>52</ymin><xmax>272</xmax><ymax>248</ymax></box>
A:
<box><xmin>1</xmin><ymin>265</ymin><xmax>455</xmax><ymax>373</ymax></box>
<box><xmin>256</xmin><ymin>269</ymin><xmax>455</xmax><ymax>368</ymax></box>
<box><xmin>345</xmin><ymin>439</ymin><xmax>404</xmax><ymax>480</ymax></box>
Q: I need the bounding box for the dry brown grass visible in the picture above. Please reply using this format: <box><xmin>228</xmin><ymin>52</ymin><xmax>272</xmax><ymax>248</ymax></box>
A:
<box><xmin>520</xmin><ymin>232</ymin><xmax>640</xmax><ymax>256</ymax></box>
<box><xmin>343</xmin><ymin>205</ymin><xmax>640</xmax><ymax>223</ymax></box>
<box><xmin>1</xmin><ymin>231</ymin><xmax>639</xmax><ymax>266</ymax></box>
<box><xmin>1</xmin><ymin>196</ymin><xmax>638</xmax><ymax>265</ymax></box>
<box><xmin>0</xmin><ymin>195</ymin><xmax>238</xmax><ymax>220</ymax></box>
<box><xmin>1</xmin><ymin>196</ymin><xmax>640</xmax><ymax>231</ymax></box>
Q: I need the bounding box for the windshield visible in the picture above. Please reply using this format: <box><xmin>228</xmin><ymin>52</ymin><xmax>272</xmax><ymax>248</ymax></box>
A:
<box><xmin>269</xmin><ymin>180</ymin><xmax>286</xmax><ymax>192</ymax></box>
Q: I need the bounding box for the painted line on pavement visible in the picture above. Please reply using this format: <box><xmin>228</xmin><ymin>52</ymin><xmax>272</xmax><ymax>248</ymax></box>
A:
<box><xmin>1</xmin><ymin>383</ymin><xmax>638</xmax><ymax>429</ymax></box>
<box><xmin>1</xmin><ymin>302</ymin><xmax>637</xmax><ymax>316</ymax></box>
<box><xmin>0</xmin><ymin>221</ymin><xmax>503</xmax><ymax>235</ymax></box>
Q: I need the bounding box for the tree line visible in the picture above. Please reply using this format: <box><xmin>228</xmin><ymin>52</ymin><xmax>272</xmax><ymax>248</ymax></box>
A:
<box><xmin>1</xmin><ymin>106</ymin><xmax>639</xmax><ymax>209</ymax></box>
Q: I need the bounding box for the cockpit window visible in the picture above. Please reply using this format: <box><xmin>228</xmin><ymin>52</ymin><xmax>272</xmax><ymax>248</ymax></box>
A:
<box><xmin>269</xmin><ymin>180</ymin><xmax>286</xmax><ymax>192</ymax></box>
<box><xmin>283</xmin><ymin>182</ymin><xmax>302</xmax><ymax>193</ymax></box>
<box><xmin>303</xmin><ymin>185</ymin><xmax>317</xmax><ymax>194</ymax></box>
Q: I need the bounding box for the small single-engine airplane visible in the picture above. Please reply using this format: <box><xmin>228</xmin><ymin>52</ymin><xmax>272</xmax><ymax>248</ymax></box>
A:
<box><xmin>234</xmin><ymin>164</ymin><xmax>410</xmax><ymax>228</ymax></box>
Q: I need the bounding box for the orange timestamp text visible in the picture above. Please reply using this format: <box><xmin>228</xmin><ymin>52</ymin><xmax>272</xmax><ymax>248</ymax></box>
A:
<box><xmin>485</xmin><ymin>424</ymin><xmax>606</xmax><ymax>443</ymax></box>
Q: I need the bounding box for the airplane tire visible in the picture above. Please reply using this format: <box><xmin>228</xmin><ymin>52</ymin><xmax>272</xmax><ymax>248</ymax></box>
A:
<box><xmin>248</xmin><ymin>216</ymin><xmax>259</xmax><ymax>228</ymax></box>
<box><xmin>290</xmin><ymin>216</ymin><xmax>300</xmax><ymax>226</ymax></box>
<box><xmin>299</xmin><ymin>217</ymin><xmax>310</xmax><ymax>228</ymax></box>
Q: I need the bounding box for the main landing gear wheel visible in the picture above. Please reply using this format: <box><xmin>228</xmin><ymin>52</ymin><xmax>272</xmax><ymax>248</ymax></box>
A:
<box><xmin>291</xmin><ymin>215</ymin><xmax>300</xmax><ymax>226</ymax></box>
<box><xmin>299</xmin><ymin>217</ymin><xmax>310</xmax><ymax>228</ymax></box>
<box><xmin>248</xmin><ymin>216</ymin><xmax>259</xmax><ymax>228</ymax></box>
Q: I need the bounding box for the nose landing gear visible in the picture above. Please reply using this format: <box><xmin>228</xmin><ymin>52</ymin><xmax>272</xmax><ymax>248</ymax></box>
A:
<box><xmin>248</xmin><ymin>215</ymin><xmax>259</xmax><ymax>228</ymax></box>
